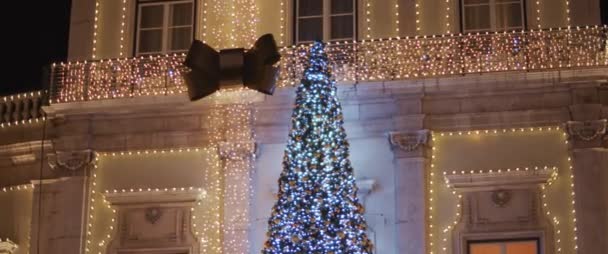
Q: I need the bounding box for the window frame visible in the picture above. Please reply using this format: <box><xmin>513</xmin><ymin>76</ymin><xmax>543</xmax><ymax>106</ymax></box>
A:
<box><xmin>134</xmin><ymin>0</ymin><xmax>196</xmax><ymax>56</ymax></box>
<box><xmin>293</xmin><ymin>0</ymin><xmax>358</xmax><ymax>44</ymax></box>
<box><xmin>467</xmin><ymin>238</ymin><xmax>540</xmax><ymax>254</ymax></box>
<box><xmin>460</xmin><ymin>0</ymin><xmax>527</xmax><ymax>33</ymax></box>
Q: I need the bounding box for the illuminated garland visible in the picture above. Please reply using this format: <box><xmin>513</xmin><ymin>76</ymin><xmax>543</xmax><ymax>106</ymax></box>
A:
<box><xmin>119</xmin><ymin>0</ymin><xmax>127</xmax><ymax>57</ymax></box>
<box><xmin>429</xmin><ymin>126</ymin><xmax>579</xmax><ymax>254</ymax></box>
<box><xmin>365</xmin><ymin>0</ymin><xmax>372</xmax><ymax>39</ymax></box>
<box><xmin>85</xmin><ymin>148</ymin><xmax>224</xmax><ymax>254</ymax></box>
<box><xmin>280</xmin><ymin>0</ymin><xmax>286</xmax><ymax>45</ymax></box>
<box><xmin>50</xmin><ymin>26</ymin><xmax>608</xmax><ymax>103</ymax></box>
<box><xmin>92</xmin><ymin>0</ymin><xmax>100</xmax><ymax>59</ymax></box>
<box><xmin>415</xmin><ymin>0</ymin><xmax>421</xmax><ymax>33</ymax></box>
<box><xmin>209</xmin><ymin>0</ymin><xmax>258</xmax><ymax>49</ymax></box>
<box><xmin>536</xmin><ymin>0</ymin><xmax>542</xmax><ymax>28</ymax></box>
<box><xmin>394</xmin><ymin>0</ymin><xmax>400</xmax><ymax>36</ymax></box>
<box><xmin>445</xmin><ymin>0</ymin><xmax>451</xmax><ymax>34</ymax></box>
<box><xmin>262</xmin><ymin>41</ymin><xmax>373</xmax><ymax>253</ymax></box>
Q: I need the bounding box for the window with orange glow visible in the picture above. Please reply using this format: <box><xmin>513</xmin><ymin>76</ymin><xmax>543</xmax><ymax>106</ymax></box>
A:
<box><xmin>469</xmin><ymin>239</ymin><xmax>538</xmax><ymax>254</ymax></box>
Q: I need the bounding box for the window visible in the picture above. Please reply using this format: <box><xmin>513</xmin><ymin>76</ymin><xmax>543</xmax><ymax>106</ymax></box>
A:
<box><xmin>136</xmin><ymin>0</ymin><xmax>194</xmax><ymax>55</ymax></box>
<box><xmin>461</xmin><ymin>0</ymin><xmax>525</xmax><ymax>33</ymax></box>
<box><xmin>295</xmin><ymin>0</ymin><xmax>356</xmax><ymax>43</ymax></box>
<box><xmin>469</xmin><ymin>239</ymin><xmax>539</xmax><ymax>254</ymax></box>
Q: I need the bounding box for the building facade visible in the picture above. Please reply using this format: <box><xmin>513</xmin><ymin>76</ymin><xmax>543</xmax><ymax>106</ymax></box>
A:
<box><xmin>1</xmin><ymin>0</ymin><xmax>607</xmax><ymax>254</ymax></box>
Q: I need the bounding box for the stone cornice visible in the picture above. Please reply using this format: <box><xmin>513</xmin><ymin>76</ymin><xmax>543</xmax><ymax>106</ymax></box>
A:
<box><xmin>104</xmin><ymin>189</ymin><xmax>205</xmax><ymax>205</ymax></box>
<box><xmin>444</xmin><ymin>168</ymin><xmax>556</xmax><ymax>192</ymax></box>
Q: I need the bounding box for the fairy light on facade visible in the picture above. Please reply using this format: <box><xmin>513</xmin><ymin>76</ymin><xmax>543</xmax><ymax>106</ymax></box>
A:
<box><xmin>394</xmin><ymin>0</ymin><xmax>400</xmax><ymax>36</ymax></box>
<box><xmin>92</xmin><ymin>0</ymin><xmax>100</xmax><ymax>59</ymax></box>
<box><xmin>280</xmin><ymin>0</ymin><xmax>286</xmax><ymax>45</ymax></box>
<box><xmin>52</xmin><ymin>26</ymin><xmax>608</xmax><ymax>103</ymax></box>
<box><xmin>565</xmin><ymin>0</ymin><xmax>571</xmax><ymax>26</ymax></box>
<box><xmin>84</xmin><ymin>148</ymin><xmax>228</xmax><ymax>254</ymax></box>
<box><xmin>536</xmin><ymin>0</ymin><xmax>542</xmax><ymax>28</ymax></box>
<box><xmin>1</xmin><ymin>183</ymin><xmax>35</xmax><ymax>193</ymax></box>
<box><xmin>119</xmin><ymin>0</ymin><xmax>127</xmax><ymax>57</ymax></box>
<box><xmin>415</xmin><ymin>1</ymin><xmax>421</xmax><ymax>33</ymax></box>
<box><xmin>445</xmin><ymin>0</ymin><xmax>451</xmax><ymax>33</ymax></box>
<box><xmin>429</xmin><ymin>126</ymin><xmax>580</xmax><ymax>254</ymax></box>
<box><xmin>365</xmin><ymin>0</ymin><xmax>372</xmax><ymax>39</ymax></box>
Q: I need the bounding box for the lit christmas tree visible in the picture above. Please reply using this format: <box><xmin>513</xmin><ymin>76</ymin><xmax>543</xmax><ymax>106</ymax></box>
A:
<box><xmin>262</xmin><ymin>41</ymin><xmax>373</xmax><ymax>254</ymax></box>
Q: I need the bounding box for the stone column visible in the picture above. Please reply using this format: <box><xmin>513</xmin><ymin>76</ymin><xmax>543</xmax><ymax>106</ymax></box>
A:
<box><xmin>29</xmin><ymin>150</ymin><xmax>94</xmax><ymax>254</ymax></box>
<box><xmin>565</xmin><ymin>109</ymin><xmax>608</xmax><ymax>254</ymax></box>
<box><xmin>218</xmin><ymin>141</ymin><xmax>255</xmax><ymax>254</ymax></box>
<box><xmin>389</xmin><ymin>130</ymin><xmax>429</xmax><ymax>254</ymax></box>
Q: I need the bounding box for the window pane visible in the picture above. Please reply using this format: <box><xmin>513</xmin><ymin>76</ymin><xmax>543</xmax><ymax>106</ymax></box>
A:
<box><xmin>170</xmin><ymin>2</ymin><xmax>193</xmax><ymax>26</ymax></box>
<box><xmin>298</xmin><ymin>0</ymin><xmax>323</xmax><ymax>16</ymax></box>
<box><xmin>140</xmin><ymin>5</ymin><xmax>164</xmax><ymax>28</ymax></box>
<box><xmin>331</xmin><ymin>0</ymin><xmax>353</xmax><ymax>14</ymax></box>
<box><xmin>470</xmin><ymin>243</ymin><xmax>502</xmax><ymax>254</ymax></box>
<box><xmin>506</xmin><ymin>241</ymin><xmax>537</xmax><ymax>254</ymax></box>
<box><xmin>139</xmin><ymin>29</ymin><xmax>163</xmax><ymax>53</ymax></box>
<box><xmin>298</xmin><ymin>17</ymin><xmax>323</xmax><ymax>42</ymax></box>
<box><xmin>464</xmin><ymin>5</ymin><xmax>490</xmax><ymax>31</ymax></box>
<box><xmin>169</xmin><ymin>27</ymin><xmax>192</xmax><ymax>51</ymax></box>
<box><xmin>331</xmin><ymin>15</ymin><xmax>354</xmax><ymax>39</ymax></box>
<box><xmin>495</xmin><ymin>3</ymin><xmax>523</xmax><ymax>29</ymax></box>
<box><xmin>464</xmin><ymin>0</ymin><xmax>490</xmax><ymax>5</ymax></box>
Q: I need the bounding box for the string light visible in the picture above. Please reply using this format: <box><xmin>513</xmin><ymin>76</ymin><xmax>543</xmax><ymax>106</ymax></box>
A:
<box><xmin>119</xmin><ymin>0</ymin><xmax>127</xmax><ymax>57</ymax></box>
<box><xmin>92</xmin><ymin>0</ymin><xmax>100</xmax><ymax>59</ymax></box>
<box><xmin>535</xmin><ymin>0</ymin><xmax>542</xmax><ymax>28</ymax></box>
<box><xmin>280</xmin><ymin>0</ymin><xmax>286</xmax><ymax>45</ymax></box>
<box><xmin>394</xmin><ymin>0</ymin><xmax>400</xmax><ymax>36</ymax></box>
<box><xmin>564</xmin><ymin>130</ymin><xmax>579</xmax><ymax>252</ymax></box>
<box><xmin>262</xmin><ymin>41</ymin><xmax>373</xmax><ymax>253</ymax></box>
<box><xmin>365</xmin><ymin>0</ymin><xmax>372</xmax><ymax>39</ymax></box>
<box><xmin>1</xmin><ymin>91</ymin><xmax>45</xmax><ymax>128</ymax></box>
<box><xmin>564</xmin><ymin>0</ymin><xmax>571</xmax><ymax>26</ymax></box>
<box><xmin>85</xmin><ymin>148</ymin><xmax>226</xmax><ymax>254</ymax></box>
<box><xmin>0</xmin><ymin>183</ymin><xmax>33</xmax><ymax>254</ymax></box>
<box><xmin>430</xmin><ymin>126</ymin><xmax>579</xmax><ymax>253</ymax></box>
<box><xmin>201</xmin><ymin>0</ymin><xmax>208</xmax><ymax>42</ymax></box>
<box><xmin>445</xmin><ymin>0</ymin><xmax>451</xmax><ymax>33</ymax></box>
<box><xmin>415</xmin><ymin>0</ymin><xmax>421</xmax><ymax>33</ymax></box>
<box><xmin>1</xmin><ymin>183</ymin><xmax>35</xmax><ymax>193</ymax></box>
<box><xmin>0</xmin><ymin>117</ymin><xmax>46</xmax><ymax>129</ymax></box>
<box><xmin>51</xmin><ymin>26</ymin><xmax>608</xmax><ymax>103</ymax></box>
<box><xmin>209</xmin><ymin>0</ymin><xmax>258</xmax><ymax>49</ymax></box>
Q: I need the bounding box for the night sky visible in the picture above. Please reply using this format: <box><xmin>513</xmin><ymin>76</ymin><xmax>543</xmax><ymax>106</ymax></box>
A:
<box><xmin>0</xmin><ymin>1</ymin><xmax>606</xmax><ymax>96</ymax></box>
<box><xmin>0</xmin><ymin>1</ymin><xmax>71</xmax><ymax>96</ymax></box>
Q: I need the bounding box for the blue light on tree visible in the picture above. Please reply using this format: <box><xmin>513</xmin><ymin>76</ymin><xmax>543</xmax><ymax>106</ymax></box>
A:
<box><xmin>262</xmin><ymin>41</ymin><xmax>373</xmax><ymax>254</ymax></box>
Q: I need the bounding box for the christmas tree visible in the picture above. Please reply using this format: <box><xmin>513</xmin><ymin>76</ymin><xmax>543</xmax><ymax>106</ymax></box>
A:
<box><xmin>262</xmin><ymin>41</ymin><xmax>373</xmax><ymax>254</ymax></box>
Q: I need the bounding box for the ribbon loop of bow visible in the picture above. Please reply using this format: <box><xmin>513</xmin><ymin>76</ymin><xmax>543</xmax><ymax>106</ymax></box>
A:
<box><xmin>183</xmin><ymin>34</ymin><xmax>281</xmax><ymax>101</ymax></box>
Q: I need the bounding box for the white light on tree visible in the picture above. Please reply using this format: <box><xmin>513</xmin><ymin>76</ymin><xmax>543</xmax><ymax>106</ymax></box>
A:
<box><xmin>262</xmin><ymin>41</ymin><xmax>373</xmax><ymax>253</ymax></box>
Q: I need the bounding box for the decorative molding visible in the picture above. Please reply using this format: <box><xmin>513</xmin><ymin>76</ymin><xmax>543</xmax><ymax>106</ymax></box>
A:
<box><xmin>491</xmin><ymin>190</ymin><xmax>512</xmax><ymax>207</ymax></box>
<box><xmin>566</xmin><ymin>119</ymin><xmax>607</xmax><ymax>141</ymax></box>
<box><xmin>0</xmin><ymin>239</ymin><xmax>18</xmax><ymax>254</ymax></box>
<box><xmin>104</xmin><ymin>189</ymin><xmax>205</xmax><ymax>205</ymax></box>
<box><xmin>446</xmin><ymin>168</ymin><xmax>557</xmax><ymax>254</ymax></box>
<box><xmin>218</xmin><ymin>141</ymin><xmax>256</xmax><ymax>159</ymax></box>
<box><xmin>104</xmin><ymin>189</ymin><xmax>203</xmax><ymax>254</ymax></box>
<box><xmin>445</xmin><ymin>168</ymin><xmax>556</xmax><ymax>192</ymax></box>
<box><xmin>388</xmin><ymin>130</ymin><xmax>429</xmax><ymax>152</ymax></box>
<box><xmin>47</xmin><ymin>149</ymin><xmax>94</xmax><ymax>175</ymax></box>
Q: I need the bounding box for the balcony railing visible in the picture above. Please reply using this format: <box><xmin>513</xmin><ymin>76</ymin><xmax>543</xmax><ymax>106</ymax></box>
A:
<box><xmin>49</xmin><ymin>26</ymin><xmax>608</xmax><ymax>103</ymax></box>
